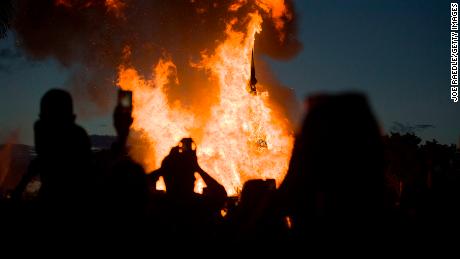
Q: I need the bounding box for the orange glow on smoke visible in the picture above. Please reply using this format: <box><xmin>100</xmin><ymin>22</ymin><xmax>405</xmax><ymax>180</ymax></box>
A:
<box><xmin>55</xmin><ymin>0</ymin><xmax>125</xmax><ymax>16</ymax></box>
<box><xmin>55</xmin><ymin>0</ymin><xmax>72</xmax><ymax>8</ymax></box>
<box><xmin>229</xmin><ymin>0</ymin><xmax>293</xmax><ymax>41</ymax></box>
<box><xmin>104</xmin><ymin>0</ymin><xmax>125</xmax><ymax>17</ymax></box>
<box><xmin>256</xmin><ymin>0</ymin><xmax>292</xmax><ymax>27</ymax></box>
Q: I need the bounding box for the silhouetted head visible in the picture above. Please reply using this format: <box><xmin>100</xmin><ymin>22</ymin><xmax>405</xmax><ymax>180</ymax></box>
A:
<box><xmin>39</xmin><ymin>89</ymin><xmax>75</xmax><ymax>124</ymax></box>
<box><xmin>281</xmin><ymin>92</ymin><xmax>384</xmax><ymax>222</ymax></box>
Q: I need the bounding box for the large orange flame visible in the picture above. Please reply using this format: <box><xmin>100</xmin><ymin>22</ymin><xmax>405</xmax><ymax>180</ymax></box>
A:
<box><xmin>117</xmin><ymin>1</ymin><xmax>294</xmax><ymax>196</ymax></box>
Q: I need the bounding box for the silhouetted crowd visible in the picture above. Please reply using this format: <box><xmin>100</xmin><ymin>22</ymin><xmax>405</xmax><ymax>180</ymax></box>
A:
<box><xmin>1</xmin><ymin>89</ymin><xmax>460</xmax><ymax>244</ymax></box>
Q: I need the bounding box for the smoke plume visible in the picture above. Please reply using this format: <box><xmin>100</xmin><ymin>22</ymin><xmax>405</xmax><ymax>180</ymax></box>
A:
<box><xmin>12</xmin><ymin>0</ymin><xmax>302</xmax><ymax>118</ymax></box>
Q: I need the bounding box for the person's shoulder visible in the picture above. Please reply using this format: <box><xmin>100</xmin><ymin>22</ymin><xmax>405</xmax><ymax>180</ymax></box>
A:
<box><xmin>70</xmin><ymin>123</ymin><xmax>90</xmax><ymax>140</ymax></box>
<box><xmin>69</xmin><ymin>123</ymin><xmax>91</xmax><ymax>149</ymax></box>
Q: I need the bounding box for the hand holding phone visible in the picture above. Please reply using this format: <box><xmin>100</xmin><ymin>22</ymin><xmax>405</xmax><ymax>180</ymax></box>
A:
<box><xmin>118</xmin><ymin>89</ymin><xmax>132</xmax><ymax>110</ymax></box>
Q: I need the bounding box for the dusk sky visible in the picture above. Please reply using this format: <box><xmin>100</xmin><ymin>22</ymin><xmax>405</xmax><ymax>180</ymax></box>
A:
<box><xmin>0</xmin><ymin>0</ymin><xmax>458</xmax><ymax>145</ymax></box>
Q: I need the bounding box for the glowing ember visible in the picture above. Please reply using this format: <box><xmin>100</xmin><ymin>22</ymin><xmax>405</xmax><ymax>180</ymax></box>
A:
<box><xmin>117</xmin><ymin>1</ymin><xmax>294</xmax><ymax>196</ymax></box>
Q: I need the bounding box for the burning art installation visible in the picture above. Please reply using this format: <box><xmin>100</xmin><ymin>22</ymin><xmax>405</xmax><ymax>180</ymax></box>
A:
<box><xmin>13</xmin><ymin>0</ymin><xmax>303</xmax><ymax>195</ymax></box>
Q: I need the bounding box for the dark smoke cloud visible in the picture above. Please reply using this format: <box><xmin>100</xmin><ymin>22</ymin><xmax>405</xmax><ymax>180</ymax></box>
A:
<box><xmin>12</xmin><ymin>0</ymin><xmax>302</xmax><ymax>117</ymax></box>
<box><xmin>255</xmin><ymin>0</ymin><xmax>302</xmax><ymax>60</ymax></box>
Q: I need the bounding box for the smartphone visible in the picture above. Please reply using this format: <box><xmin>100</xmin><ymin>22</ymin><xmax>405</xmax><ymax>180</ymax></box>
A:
<box><xmin>118</xmin><ymin>89</ymin><xmax>132</xmax><ymax>109</ymax></box>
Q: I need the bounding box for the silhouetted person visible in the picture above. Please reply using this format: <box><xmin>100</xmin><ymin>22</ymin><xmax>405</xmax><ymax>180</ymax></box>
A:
<box><xmin>13</xmin><ymin>89</ymin><xmax>92</xmax><ymax>211</ymax></box>
<box><xmin>151</xmin><ymin>139</ymin><xmax>225</xmax><ymax>198</ymax></box>
<box><xmin>99</xmin><ymin>90</ymin><xmax>149</xmax><ymax>222</ymax></box>
<box><xmin>148</xmin><ymin>138</ymin><xmax>227</xmax><ymax>239</ymax></box>
<box><xmin>111</xmin><ymin>90</ymin><xmax>134</xmax><ymax>157</ymax></box>
<box><xmin>278</xmin><ymin>93</ymin><xmax>385</xmax><ymax>238</ymax></box>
